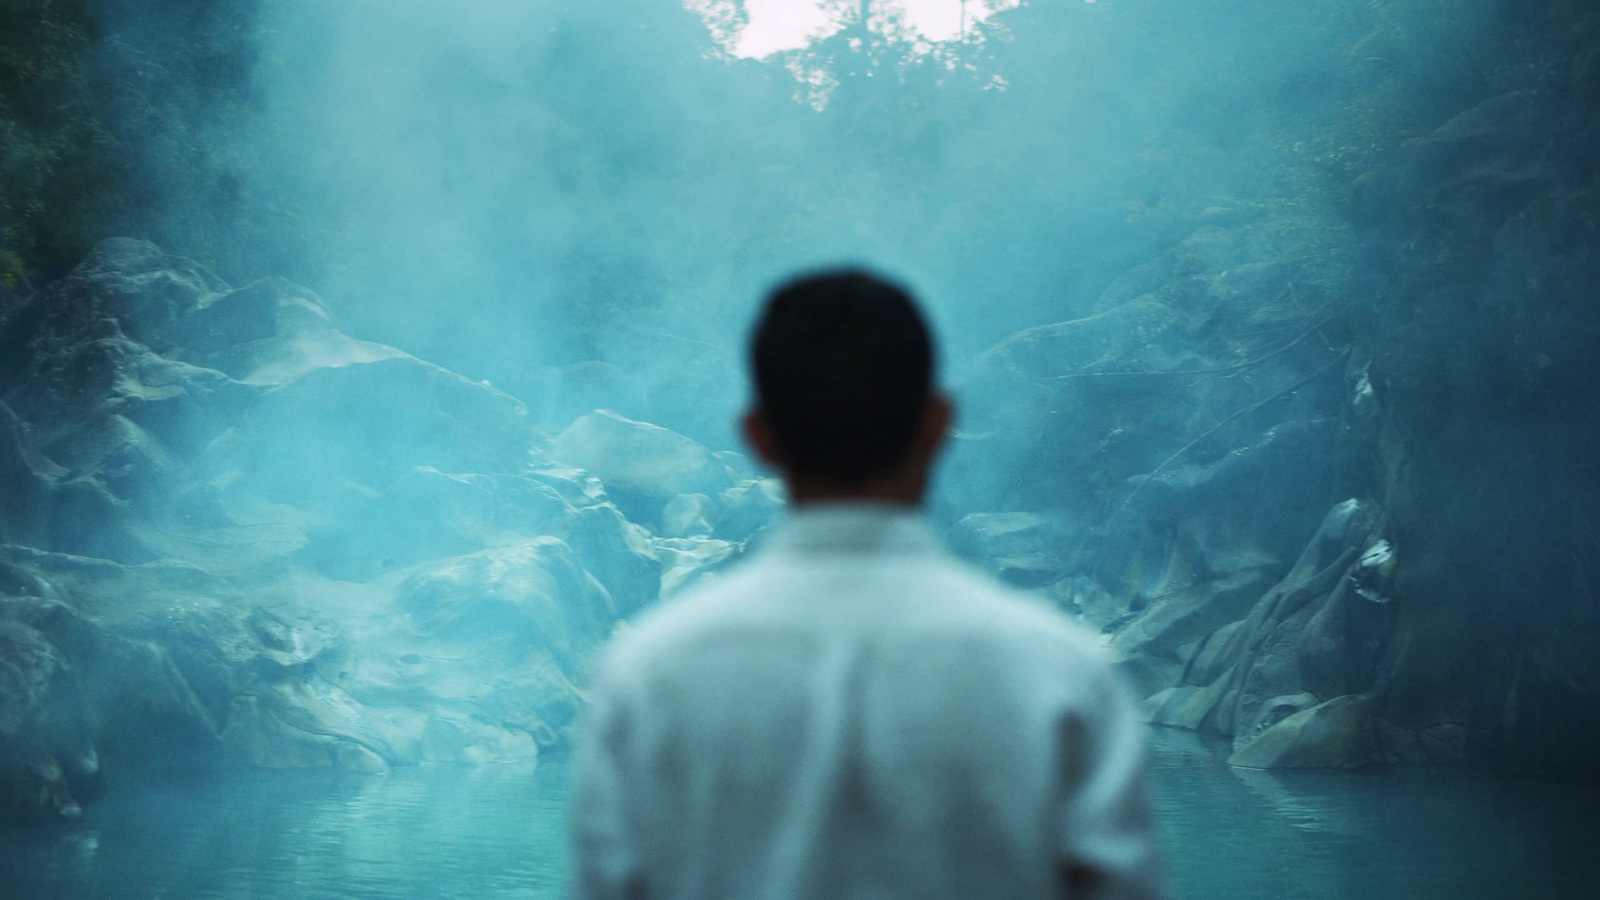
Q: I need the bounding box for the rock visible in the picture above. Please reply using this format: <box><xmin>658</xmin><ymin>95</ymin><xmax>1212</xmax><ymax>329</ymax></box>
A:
<box><xmin>5</xmin><ymin>325</ymin><xmax>249</xmax><ymax>529</ymax></box>
<box><xmin>923</xmin><ymin>205</ymin><xmax>1380</xmax><ymax>770</ymax></box>
<box><xmin>0</xmin><ymin>243</ymin><xmax>530</xmax><ymax>570</ymax></box>
<box><xmin>1041</xmin><ymin>575</ymin><xmax>1127</xmax><ymax>632</ymax></box>
<box><xmin>25</xmin><ymin>239</ymin><xmax>229</xmax><ymax>354</ymax></box>
<box><xmin>0</xmin><ymin>547</ymin><xmax>334</xmax><ymax>772</ymax></box>
<box><xmin>7</xmin><ymin>240</ymin><xmax>535</xmax><ymax>514</ymax></box>
<box><xmin>542</xmin><ymin>503</ymin><xmax>661</xmax><ymax>617</ymax></box>
<box><xmin>1142</xmin><ymin>685</ymin><xmax>1226</xmax><ymax>732</ymax></box>
<box><xmin>1112</xmin><ymin>497</ymin><xmax>1395</xmax><ymax>762</ymax></box>
<box><xmin>173</xmin><ymin>276</ymin><xmax>292</xmax><ymax>355</ymax></box>
<box><xmin>0</xmin><ymin>507</ymin><xmax>615</xmax><ymax>784</ymax></box>
<box><xmin>0</xmin><ymin>403</ymin><xmax>50</xmax><ymax>548</ymax></box>
<box><xmin>1222</xmin><ymin>502</ymin><xmax>1381</xmax><ymax>736</ymax></box>
<box><xmin>0</xmin><ymin>239</ymin><xmax>658</xmax><ymax>810</ymax></box>
<box><xmin>968</xmin><ymin>299</ymin><xmax>1191</xmax><ymax>386</ymax></box>
<box><xmin>305</xmin><ymin>467</ymin><xmax>572</xmax><ymax>580</ymax></box>
<box><xmin>661</xmin><ymin>493</ymin><xmax>716</xmax><ymax>539</ymax></box>
<box><xmin>1227</xmin><ymin>695</ymin><xmax>1380</xmax><ymax>769</ymax></box>
<box><xmin>716</xmin><ymin>478</ymin><xmax>785</xmax><ymax>544</ymax></box>
<box><xmin>1109</xmin><ymin>561</ymin><xmax>1278</xmax><ymax>661</ymax></box>
<box><xmin>0</xmin><ymin>620</ymin><xmax>93</xmax><ymax>821</ymax></box>
<box><xmin>185</xmin><ymin>279</ymin><xmax>408</xmax><ymax>388</ymax></box>
<box><xmin>245</xmin><ymin>354</ymin><xmax>533</xmax><ymax>502</ymax></box>
<box><xmin>294</xmin><ymin>539</ymin><xmax>612</xmax><ymax>763</ymax></box>
<box><xmin>1115</xmin><ymin>651</ymin><xmax>1191</xmax><ymax>700</ymax></box>
<box><xmin>548</xmin><ymin>411</ymin><xmax>735</xmax><ymax>525</ymax></box>
<box><xmin>333</xmin><ymin>740</ymin><xmax>391</xmax><ymax>773</ymax></box>
<box><xmin>1374</xmin><ymin>719</ymin><xmax>1470</xmax><ymax>770</ymax></box>
<box><xmin>221</xmin><ymin>686</ymin><xmax>402</xmax><ymax>771</ymax></box>
<box><xmin>522</xmin><ymin>464</ymin><xmax>610</xmax><ymax>507</ymax></box>
<box><xmin>951</xmin><ymin>512</ymin><xmax>1069</xmax><ymax>588</ymax></box>
<box><xmin>1233</xmin><ymin>691</ymin><xmax>1319</xmax><ymax>746</ymax></box>
<box><xmin>516</xmin><ymin>360</ymin><xmax>638</xmax><ymax>432</ymax></box>
<box><xmin>656</xmin><ymin>536</ymin><xmax>739</xmax><ymax>597</ymax></box>
<box><xmin>716</xmin><ymin>450</ymin><xmax>758</xmax><ymax>480</ymax></box>
<box><xmin>0</xmin><ymin>753</ymin><xmax>82</xmax><ymax>823</ymax></box>
<box><xmin>393</xmin><ymin>538</ymin><xmax>615</xmax><ymax>668</ymax></box>
<box><xmin>1351</xmin><ymin>58</ymin><xmax>1600</xmax><ymax>780</ymax></box>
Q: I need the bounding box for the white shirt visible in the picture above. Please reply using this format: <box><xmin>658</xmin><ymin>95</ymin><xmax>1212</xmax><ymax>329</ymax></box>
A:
<box><xmin>571</xmin><ymin>504</ymin><xmax>1165</xmax><ymax>900</ymax></box>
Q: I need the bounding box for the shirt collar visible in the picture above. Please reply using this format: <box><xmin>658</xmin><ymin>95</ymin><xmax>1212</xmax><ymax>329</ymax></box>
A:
<box><xmin>763</xmin><ymin>502</ymin><xmax>942</xmax><ymax>557</ymax></box>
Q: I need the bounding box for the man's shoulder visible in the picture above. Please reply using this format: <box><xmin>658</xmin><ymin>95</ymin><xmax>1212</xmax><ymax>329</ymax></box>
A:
<box><xmin>599</xmin><ymin>548</ymin><xmax>1109</xmax><ymax>685</ymax></box>
<box><xmin>923</xmin><ymin>560</ymin><xmax>1113</xmax><ymax>666</ymax></box>
<box><xmin>590</xmin><ymin>561</ymin><xmax>771</xmax><ymax>686</ymax></box>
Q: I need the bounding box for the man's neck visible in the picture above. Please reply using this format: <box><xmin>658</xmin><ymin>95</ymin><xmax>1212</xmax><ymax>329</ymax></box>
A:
<box><xmin>784</xmin><ymin>474</ymin><xmax>926</xmax><ymax>508</ymax></box>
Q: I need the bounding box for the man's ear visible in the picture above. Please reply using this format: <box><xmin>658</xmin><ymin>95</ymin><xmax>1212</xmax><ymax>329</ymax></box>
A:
<box><xmin>742</xmin><ymin>408</ymin><xmax>786</xmax><ymax>469</ymax></box>
<box><xmin>916</xmin><ymin>393</ymin><xmax>955</xmax><ymax>460</ymax></box>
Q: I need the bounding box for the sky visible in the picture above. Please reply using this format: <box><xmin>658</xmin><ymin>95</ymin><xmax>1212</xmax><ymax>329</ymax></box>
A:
<box><xmin>695</xmin><ymin>0</ymin><xmax>1023</xmax><ymax>58</ymax></box>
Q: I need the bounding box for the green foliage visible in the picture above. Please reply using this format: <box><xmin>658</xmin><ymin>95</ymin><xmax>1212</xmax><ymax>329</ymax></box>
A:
<box><xmin>88</xmin><ymin>0</ymin><xmax>266</xmax><ymax>275</ymax></box>
<box><xmin>0</xmin><ymin>0</ymin><xmax>113</xmax><ymax>281</ymax></box>
<box><xmin>0</xmin><ymin>0</ymin><xmax>261</xmax><ymax>287</ymax></box>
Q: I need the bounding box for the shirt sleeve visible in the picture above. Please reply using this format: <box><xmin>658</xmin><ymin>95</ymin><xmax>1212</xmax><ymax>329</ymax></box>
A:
<box><xmin>1056</xmin><ymin>667</ymin><xmax>1167</xmax><ymax>900</ymax></box>
<box><xmin>570</xmin><ymin>661</ymin><xmax>648</xmax><ymax>900</ymax></box>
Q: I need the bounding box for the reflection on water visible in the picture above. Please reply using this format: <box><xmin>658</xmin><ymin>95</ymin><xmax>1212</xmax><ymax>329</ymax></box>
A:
<box><xmin>1147</xmin><ymin>730</ymin><xmax>1600</xmax><ymax>898</ymax></box>
<box><xmin>1</xmin><ymin>762</ymin><xmax>569</xmax><ymax>900</ymax></box>
<box><xmin>4</xmin><ymin>730</ymin><xmax>1599</xmax><ymax>899</ymax></box>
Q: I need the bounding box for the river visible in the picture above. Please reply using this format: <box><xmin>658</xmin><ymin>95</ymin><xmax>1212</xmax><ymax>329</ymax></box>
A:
<box><xmin>4</xmin><ymin>729</ymin><xmax>1597</xmax><ymax>898</ymax></box>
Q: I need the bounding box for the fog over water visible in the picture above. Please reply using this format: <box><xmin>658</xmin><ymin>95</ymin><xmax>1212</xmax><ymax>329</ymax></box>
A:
<box><xmin>6</xmin><ymin>731</ymin><xmax>1599</xmax><ymax>899</ymax></box>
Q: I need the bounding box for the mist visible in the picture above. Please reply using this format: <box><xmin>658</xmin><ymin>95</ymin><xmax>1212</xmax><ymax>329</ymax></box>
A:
<box><xmin>231</xmin><ymin>0</ymin><xmax>1448</xmax><ymax>443</ymax></box>
<box><xmin>3</xmin><ymin>0</ymin><xmax>1599</xmax><ymax>895</ymax></box>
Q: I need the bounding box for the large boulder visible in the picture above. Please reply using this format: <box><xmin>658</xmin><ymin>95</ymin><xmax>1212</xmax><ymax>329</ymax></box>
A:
<box><xmin>1228</xmin><ymin>695</ymin><xmax>1381</xmax><ymax>769</ymax></box>
<box><xmin>1108</xmin><ymin>557</ymin><xmax>1280</xmax><ymax>696</ymax></box>
<box><xmin>1131</xmin><ymin>499</ymin><xmax>1399</xmax><ymax>769</ymax></box>
<box><xmin>1041</xmin><ymin>575</ymin><xmax>1127</xmax><ymax>632</ymax></box>
<box><xmin>14</xmin><ymin>239</ymin><xmax>228</xmax><ymax>355</ymax></box>
<box><xmin>304</xmin><ymin>467</ymin><xmax>573</xmax><ymax>580</ymax></box>
<box><xmin>304</xmin><ymin>539</ymin><xmax>614</xmax><ymax>764</ymax></box>
<box><xmin>715</xmin><ymin>477</ymin><xmax>785</xmax><ymax>544</ymax></box>
<box><xmin>655</xmin><ymin>536</ymin><xmax>741</xmax><ymax>598</ymax></box>
<box><xmin>950</xmin><ymin>512</ymin><xmax>1071</xmax><ymax>588</ymax></box>
<box><xmin>548</xmin><ymin>411</ymin><xmax>736</xmax><ymax>526</ymax></box>
<box><xmin>0</xmin><ymin>618</ymin><xmax>94</xmax><ymax>821</ymax></box>
<box><xmin>0</xmin><ymin>547</ymin><xmax>338</xmax><ymax>815</ymax></box>
<box><xmin>243</xmin><ymin>355</ymin><xmax>532</xmax><ymax>502</ymax></box>
<box><xmin>392</xmin><ymin>538</ymin><xmax>615</xmax><ymax>673</ymax></box>
<box><xmin>0</xmin><ymin>532</ymin><xmax>626</xmax><ymax>794</ymax></box>
<box><xmin>536</xmin><ymin>502</ymin><xmax>661</xmax><ymax>618</ymax></box>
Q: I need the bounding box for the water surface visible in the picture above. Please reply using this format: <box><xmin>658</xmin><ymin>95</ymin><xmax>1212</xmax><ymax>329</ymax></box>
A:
<box><xmin>5</xmin><ymin>729</ymin><xmax>1598</xmax><ymax>898</ymax></box>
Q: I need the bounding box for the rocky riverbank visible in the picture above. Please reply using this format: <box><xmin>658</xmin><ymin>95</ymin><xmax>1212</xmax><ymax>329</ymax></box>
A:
<box><xmin>943</xmin><ymin>6</ymin><xmax>1600</xmax><ymax>781</ymax></box>
<box><xmin>0</xmin><ymin>239</ymin><xmax>778</xmax><ymax>820</ymax></box>
<box><xmin>3</xmin><ymin>6</ymin><xmax>1597</xmax><ymax>824</ymax></box>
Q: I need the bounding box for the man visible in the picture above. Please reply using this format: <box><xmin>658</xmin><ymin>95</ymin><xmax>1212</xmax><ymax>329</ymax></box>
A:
<box><xmin>571</xmin><ymin>271</ymin><xmax>1165</xmax><ymax>900</ymax></box>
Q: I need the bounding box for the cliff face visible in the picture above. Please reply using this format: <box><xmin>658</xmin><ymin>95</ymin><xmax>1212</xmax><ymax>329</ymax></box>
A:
<box><xmin>943</xmin><ymin>197</ymin><xmax>1395</xmax><ymax>773</ymax></box>
<box><xmin>946</xmin><ymin>4</ymin><xmax>1600</xmax><ymax>781</ymax></box>
<box><xmin>0</xmin><ymin>240</ymin><xmax>775</xmax><ymax>821</ymax></box>
<box><xmin>1353</xmin><ymin>7</ymin><xmax>1600</xmax><ymax>780</ymax></box>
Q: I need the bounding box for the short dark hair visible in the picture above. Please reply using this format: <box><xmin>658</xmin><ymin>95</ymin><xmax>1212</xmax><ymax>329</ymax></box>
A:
<box><xmin>750</xmin><ymin>269</ymin><xmax>935</xmax><ymax>482</ymax></box>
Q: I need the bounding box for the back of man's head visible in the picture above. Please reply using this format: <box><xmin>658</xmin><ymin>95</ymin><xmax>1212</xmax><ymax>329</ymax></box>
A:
<box><xmin>750</xmin><ymin>270</ymin><xmax>935</xmax><ymax>484</ymax></box>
